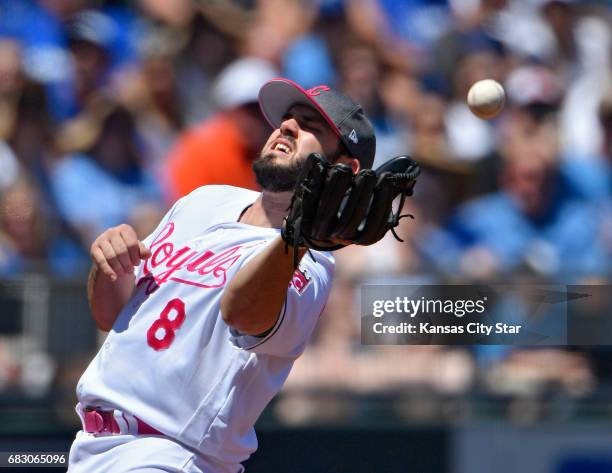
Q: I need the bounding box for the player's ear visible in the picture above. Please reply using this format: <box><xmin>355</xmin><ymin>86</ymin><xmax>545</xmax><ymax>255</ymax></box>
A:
<box><xmin>329</xmin><ymin>140</ymin><xmax>360</xmax><ymax>173</ymax></box>
<box><xmin>336</xmin><ymin>156</ymin><xmax>360</xmax><ymax>173</ymax></box>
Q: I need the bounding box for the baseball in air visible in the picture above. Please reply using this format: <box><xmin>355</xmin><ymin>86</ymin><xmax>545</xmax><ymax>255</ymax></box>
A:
<box><xmin>467</xmin><ymin>79</ymin><xmax>506</xmax><ymax>119</ymax></box>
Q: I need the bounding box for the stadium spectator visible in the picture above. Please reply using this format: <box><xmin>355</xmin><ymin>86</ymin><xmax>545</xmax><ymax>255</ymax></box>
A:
<box><xmin>0</xmin><ymin>38</ymin><xmax>53</xmax><ymax>179</ymax></box>
<box><xmin>112</xmin><ymin>29</ymin><xmax>186</xmax><ymax>187</ymax></box>
<box><xmin>164</xmin><ymin>57</ymin><xmax>277</xmax><ymax>199</ymax></box>
<box><xmin>601</xmin><ymin>86</ymin><xmax>612</xmax><ymax>164</ymax></box>
<box><xmin>173</xmin><ymin>12</ymin><xmax>242</xmax><ymax>126</ymax></box>
<box><xmin>0</xmin><ymin>174</ymin><xmax>88</xmax><ymax>277</ymax></box>
<box><xmin>441</xmin><ymin>39</ymin><xmax>506</xmax><ymax>163</ymax></box>
<box><xmin>50</xmin><ymin>96</ymin><xmax>163</xmax><ymax>246</ymax></box>
<box><xmin>65</xmin><ymin>10</ymin><xmax>117</xmax><ymax>117</ymax></box>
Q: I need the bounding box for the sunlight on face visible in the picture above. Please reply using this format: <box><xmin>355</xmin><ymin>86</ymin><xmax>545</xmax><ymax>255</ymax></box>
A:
<box><xmin>261</xmin><ymin>104</ymin><xmax>342</xmax><ymax>164</ymax></box>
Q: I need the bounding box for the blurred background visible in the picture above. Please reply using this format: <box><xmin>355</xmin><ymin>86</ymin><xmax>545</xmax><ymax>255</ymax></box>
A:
<box><xmin>0</xmin><ymin>0</ymin><xmax>611</xmax><ymax>471</ymax></box>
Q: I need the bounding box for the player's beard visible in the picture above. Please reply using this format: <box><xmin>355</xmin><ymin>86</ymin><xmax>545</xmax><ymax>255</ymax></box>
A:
<box><xmin>252</xmin><ymin>152</ymin><xmax>307</xmax><ymax>192</ymax></box>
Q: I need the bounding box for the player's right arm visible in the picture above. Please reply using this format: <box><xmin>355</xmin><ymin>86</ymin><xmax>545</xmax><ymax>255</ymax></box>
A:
<box><xmin>88</xmin><ymin>224</ymin><xmax>151</xmax><ymax>331</ymax></box>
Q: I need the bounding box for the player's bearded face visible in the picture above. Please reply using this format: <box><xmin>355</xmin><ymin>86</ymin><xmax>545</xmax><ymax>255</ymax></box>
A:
<box><xmin>254</xmin><ymin>107</ymin><xmax>346</xmax><ymax>192</ymax></box>
<box><xmin>252</xmin><ymin>150</ymin><xmax>308</xmax><ymax>192</ymax></box>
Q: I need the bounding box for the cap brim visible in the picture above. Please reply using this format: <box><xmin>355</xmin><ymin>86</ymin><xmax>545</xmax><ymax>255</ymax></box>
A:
<box><xmin>258</xmin><ymin>78</ymin><xmax>342</xmax><ymax>138</ymax></box>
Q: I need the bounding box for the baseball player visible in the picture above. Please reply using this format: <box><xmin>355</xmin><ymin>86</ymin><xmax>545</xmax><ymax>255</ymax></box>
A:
<box><xmin>67</xmin><ymin>79</ymin><xmax>378</xmax><ymax>473</ymax></box>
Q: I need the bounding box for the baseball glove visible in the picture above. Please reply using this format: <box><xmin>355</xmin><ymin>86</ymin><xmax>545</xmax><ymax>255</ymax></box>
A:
<box><xmin>281</xmin><ymin>153</ymin><xmax>420</xmax><ymax>267</ymax></box>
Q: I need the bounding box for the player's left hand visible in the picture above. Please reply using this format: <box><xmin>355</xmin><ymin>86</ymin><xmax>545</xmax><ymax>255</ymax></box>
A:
<box><xmin>280</xmin><ymin>153</ymin><xmax>420</xmax><ymax>266</ymax></box>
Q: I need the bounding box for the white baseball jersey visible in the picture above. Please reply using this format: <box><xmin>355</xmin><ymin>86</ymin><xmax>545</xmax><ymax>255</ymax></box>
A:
<box><xmin>74</xmin><ymin>185</ymin><xmax>334</xmax><ymax>468</ymax></box>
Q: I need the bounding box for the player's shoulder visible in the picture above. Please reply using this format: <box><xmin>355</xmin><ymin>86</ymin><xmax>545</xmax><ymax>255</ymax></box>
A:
<box><xmin>185</xmin><ymin>185</ymin><xmax>259</xmax><ymax>202</ymax></box>
<box><xmin>184</xmin><ymin>184</ymin><xmax>258</xmax><ymax>199</ymax></box>
<box><xmin>167</xmin><ymin>185</ymin><xmax>260</xmax><ymax>225</ymax></box>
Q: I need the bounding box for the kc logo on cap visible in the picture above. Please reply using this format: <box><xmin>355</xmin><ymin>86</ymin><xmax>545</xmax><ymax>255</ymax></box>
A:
<box><xmin>307</xmin><ymin>85</ymin><xmax>331</xmax><ymax>96</ymax></box>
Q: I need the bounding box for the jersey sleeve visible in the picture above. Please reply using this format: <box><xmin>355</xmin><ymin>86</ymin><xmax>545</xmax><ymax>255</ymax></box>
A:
<box><xmin>229</xmin><ymin>251</ymin><xmax>335</xmax><ymax>358</ymax></box>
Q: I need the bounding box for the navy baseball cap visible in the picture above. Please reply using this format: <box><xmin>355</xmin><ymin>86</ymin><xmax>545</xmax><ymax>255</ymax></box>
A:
<box><xmin>258</xmin><ymin>78</ymin><xmax>376</xmax><ymax>169</ymax></box>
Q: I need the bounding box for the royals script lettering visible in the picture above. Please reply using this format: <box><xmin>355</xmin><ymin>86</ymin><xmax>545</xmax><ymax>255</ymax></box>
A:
<box><xmin>137</xmin><ymin>223</ymin><xmax>248</xmax><ymax>294</ymax></box>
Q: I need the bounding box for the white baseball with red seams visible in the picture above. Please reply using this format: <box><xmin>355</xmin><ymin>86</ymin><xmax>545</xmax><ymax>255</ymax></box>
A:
<box><xmin>67</xmin><ymin>185</ymin><xmax>334</xmax><ymax>473</ymax></box>
<box><xmin>467</xmin><ymin>79</ymin><xmax>506</xmax><ymax>119</ymax></box>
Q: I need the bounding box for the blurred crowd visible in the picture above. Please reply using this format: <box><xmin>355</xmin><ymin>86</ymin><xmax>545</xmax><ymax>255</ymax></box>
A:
<box><xmin>1</xmin><ymin>0</ymin><xmax>612</xmax><ymax>422</ymax></box>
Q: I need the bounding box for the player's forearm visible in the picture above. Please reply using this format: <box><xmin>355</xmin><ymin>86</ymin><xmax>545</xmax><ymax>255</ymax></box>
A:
<box><xmin>87</xmin><ymin>265</ymin><xmax>135</xmax><ymax>332</ymax></box>
<box><xmin>221</xmin><ymin>236</ymin><xmax>305</xmax><ymax>335</ymax></box>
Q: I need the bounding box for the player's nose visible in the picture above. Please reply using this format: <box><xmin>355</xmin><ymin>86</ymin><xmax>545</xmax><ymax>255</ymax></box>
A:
<box><xmin>279</xmin><ymin>117</ymin><xmax>299</xmax><ymax>138</ymax></box>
